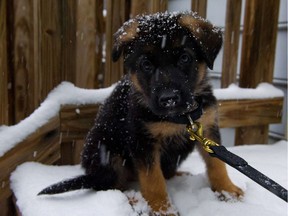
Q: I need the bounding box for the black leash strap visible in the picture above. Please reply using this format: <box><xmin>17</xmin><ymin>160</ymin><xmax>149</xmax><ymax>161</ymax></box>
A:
<box><xmin>210</xmin><ymin>145</ymin><xmax>288</xmax><ymax>202</ymax></box>
<box><xmin>186</xmin><ymin>121</ymin><xmax>288</xmax><ymax>203</ymax></box>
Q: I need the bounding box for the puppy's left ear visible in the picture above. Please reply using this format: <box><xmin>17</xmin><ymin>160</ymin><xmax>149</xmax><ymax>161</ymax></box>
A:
<box><xmin>112</xmin><ymin>21</ymin><xmax>139</xmax><ymax>62</ymax></box>
<box><xmin>178</xmin><ymin>14</ymin><xmax>223</xmax><ymax>70</ymax></box>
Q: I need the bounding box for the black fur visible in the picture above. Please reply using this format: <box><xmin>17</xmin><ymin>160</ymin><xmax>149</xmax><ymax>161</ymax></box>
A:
<box><xmin>38</xmin><ymin>11</ymin><xmax>222</xmax><ymax>197</ymax></box>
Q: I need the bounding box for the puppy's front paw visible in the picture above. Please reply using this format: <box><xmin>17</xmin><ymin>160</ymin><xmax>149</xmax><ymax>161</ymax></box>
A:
<box><xmin>214</xmin><ymin>183</ymin><xmax>244</xmax><ymax>201</ymax></box>
<box><xmin>151</xmin><ymin>202</ymin><xmax>179</xmax><ymax>216</ymax></box>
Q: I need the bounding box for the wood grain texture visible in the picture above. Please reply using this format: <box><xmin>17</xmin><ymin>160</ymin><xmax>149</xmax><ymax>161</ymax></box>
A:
<box><xmin>191</xmin><ymin>0</ymin><xmax>207</xmax><ymax>18</ymax></box>
<box><xmin>0</xmin><ymin>0</ymin><xmax>9</xmax><ymax>125</ymax></box>
<box><xmin>221</xmin><ymin>0</ymin><xmax>242</xmax><ymax>88</ymax></box>
<box><xmin>76</xmin><ymin>0</ymin><xmax>96</xmax><ymax>88</ymax></box>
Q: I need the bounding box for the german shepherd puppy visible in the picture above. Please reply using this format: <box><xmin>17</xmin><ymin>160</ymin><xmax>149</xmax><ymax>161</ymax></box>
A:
<box><xmin>39</xmin><ymin>12</ymin><xmax>243</xmax><ymax>215</ymax></box>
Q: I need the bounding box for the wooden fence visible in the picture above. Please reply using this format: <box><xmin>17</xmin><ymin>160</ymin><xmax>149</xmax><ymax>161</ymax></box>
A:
<box><xmin>0</xmin><ymin>0</ymin><xmax>283</xmax><ymax>215</ymax></box>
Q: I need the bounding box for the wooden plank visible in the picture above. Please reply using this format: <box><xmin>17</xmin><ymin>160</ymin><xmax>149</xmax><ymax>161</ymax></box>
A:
<box><xmin>0</xmin><ymin>0</ymin><xmax>9</xmax><ymax>125</ymax></box>
<box><xmin>104</xmin><ymin>0</ymin><xmax>127</xmax><ymax>87</ymax></box>
<box><xmin>76</xmin><ymin>0</ymin><xmax>96</xmax><ymax>88</ymax></box>
<box><xmin>191</xmin><ymin>0</ymin><xmax>207</xmax><ymax>18</ymax></box>
<box><xmin>131</xmin><ymin>0</ymin><xmax>149</xmax><ymax>16</ymax></box>
<box><xmin>151</xmin><ymin>0</ymin><xmax>168</xmax><ymax>13</ymax></box>
<box><xmin>95</xmin><ymin>0</ymin><xmax>105</xmax><ymax>88</ymax></box>
<box><xmin>221</xmin><ymin>0</ymin><xmax>242</xmax><ymax>88</ymax></box>
<box><xmin>218</xmin><ymin>98</ymin><xmax>283</xmax><ymax>128</ymax></box>
<box><xmin>60</xmin><ymin>104</ymin><xmax>100</xmax><ymax>141</ymax></box>
<box><xmin>236</xmin><ymin>0</ymin><xmax>280</xmax><ymax>145</ymax></box>
<box><xmin>12</xmin><ymin>0</ymin><xmax>38</xmax><ymax>123</ymax></box>
<box><xmin>0</xmin><ymin>117</ymin><xmax>60</xmax><ymax>201</ymax></box>
<box><xmin>38</xmin><ymin>0</ymin><xmax>62</xmax><ymax>101</ymax></box>
<box><xmin>61</xmin><ymin>0</ymin><xmax>76</xmax><ymax>84</ymax></box>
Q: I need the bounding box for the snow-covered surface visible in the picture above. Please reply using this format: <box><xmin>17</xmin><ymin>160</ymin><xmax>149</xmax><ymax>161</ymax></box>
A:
<box><xmin>0</xmin><ymin>82</ymin><xmax>284</xmax><ymax>157</ymax></box>
<box><xmin>11</xmin><ymin>140</ymin><xmax>287</xmax><ymax>216</ymax></box>
<box><xmin>0</xmin><ymin>82</ymin><xmax>115</xmax><ymax>157</ymax></box>
<box><xmin>213</xmin><ymin>83</ymin><xmax>284</xmax><ymax>100</ymax></box>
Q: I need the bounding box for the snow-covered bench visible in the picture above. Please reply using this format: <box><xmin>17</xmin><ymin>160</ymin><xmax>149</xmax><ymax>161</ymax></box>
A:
<box><xmin>0</xmin><ymin>82</ymin><xmax>285</xmax><ymax>215</ymax></box>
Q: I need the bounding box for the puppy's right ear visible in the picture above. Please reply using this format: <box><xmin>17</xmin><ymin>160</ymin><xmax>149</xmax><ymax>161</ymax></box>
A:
<box><xmin>112</xmin><ymin>20</ymin><xmax>139</xmax><ymax>62</ymax></box>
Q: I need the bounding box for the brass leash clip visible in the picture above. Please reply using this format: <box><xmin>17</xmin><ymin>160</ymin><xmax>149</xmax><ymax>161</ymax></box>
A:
<box><xmin>186</xmin><ymin>115</ymin><xmax>219</xmax><ymax>154</ymax></box>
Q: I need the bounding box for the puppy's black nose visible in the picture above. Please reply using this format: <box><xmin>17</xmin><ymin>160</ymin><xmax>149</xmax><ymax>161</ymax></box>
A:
<box><xmin>159</xmin><ymin>91</ymin><xmax>181</xmax><ymax>108</ymax></box>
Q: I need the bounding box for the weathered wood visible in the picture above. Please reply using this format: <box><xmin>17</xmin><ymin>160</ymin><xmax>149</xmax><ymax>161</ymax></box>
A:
<box><xmin>221</xmin><ymin>0</ymin><xmax>242</xmax><ymax>88</ymax></box>
<box><xmin>39</xmin><ymin>0</ymin><xmax>62</xmax><ymax>101</ymax></box>
<box><xmin>131</xmin><ymin>0</ymin><xmax>149</xmax><ymax>16</ymax></box>
<box><xmin>218</xmin><ymin>98</ymin><xmax>283</xmax><ymax>128</ymax></box>
<box><xmin>191</xmin><ymin>0</ymin><xmax>207</xmax><ymax>18</ymax></box>
<box><xmin>0</xmin><ymin>117</ymin><xmax>60</xmax><ymax>201</ymax></box>
<box><xmin>104</xmin><ymin>0</ymin><xmax>127</xmax><ymax>87</ymax></box>
<box><xmin>150</xmin><ymin>0</ymin><xmax>168</xmax><ymax>13</ymax></box>
<box><xmin>61</xmin><ymin>0</ymin><xmax>77</xmax><ymax>84</ymax></box>
<box><xmin>60</xmin><ymin>104</ymin><xmax>100</xmax><ymax>141</ymax></box>
<box><xmin>12</xmin><ymin>0</ymin><xmax>37</xmax><ymax>123</ymax></box>
<box><xmin>0</xmin><ymin>0</ymin><xmax>9</xmax><ymax>125</ymax></box>
<box><xmin>76</xmin><ymin>0</ymin><xmax>96</xmax><ymax>88</ymax></box>
<box><xmin>95</xmin><ymin>0</ymin><xmax>105</xmax><ymax>88</ymax></box>
<box><xmin>236</xmin><ymin>0</ymin><xmax>280</xmax><ymax>145</ymax></box>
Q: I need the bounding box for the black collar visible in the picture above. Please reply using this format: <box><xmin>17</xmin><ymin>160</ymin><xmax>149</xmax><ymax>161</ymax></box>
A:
<box><xmin>159</xmin><ymin>97</ymin><xmax>203</xmax><ymax>124</ymax></box>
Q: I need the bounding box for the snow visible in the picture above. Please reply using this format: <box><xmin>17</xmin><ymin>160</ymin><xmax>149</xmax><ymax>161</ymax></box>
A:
<box><xmin>0</xmin><ymin>82</ymin><xmax>115</xmax><ymax>157</ymax></box>
<box><xmin>0</xmin><ymin>81</ymin><xmax>284</xmax><ymax>157</ymax></box>
<box><xmin>10</xmin><ymin>141</ymin><xmax>287</xmax><ymax>216</ymax></box>
<box><xmin>214</xmin><ymin>83</ymin><xmax>284</xmax><ymax>100</ymax></box>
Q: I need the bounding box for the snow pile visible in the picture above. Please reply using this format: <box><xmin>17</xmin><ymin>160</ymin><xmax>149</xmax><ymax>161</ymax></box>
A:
<box><xmin>11</xmin><ymin>141</ymin><xmax>287</xmax><ymax>216</ymax></box>
<box><xmin>214</xmin><ymin>83</ymin><xmax>284</xmax><ymax>100</ymax></box>
<box><xmin>0</xmin><ymin>82</ymin><xmax>284</xmax><ymax>157</ymax></box>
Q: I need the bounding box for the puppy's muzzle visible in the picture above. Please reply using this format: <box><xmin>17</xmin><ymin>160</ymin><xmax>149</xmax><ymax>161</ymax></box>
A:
<box><xmin>158</xmin><ymin>90</ymin><xmax>181</xmax><ymax>108</ymax></box>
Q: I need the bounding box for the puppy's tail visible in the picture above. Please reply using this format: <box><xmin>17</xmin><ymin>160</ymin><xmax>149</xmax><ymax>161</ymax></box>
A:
<box><xmin>38</xmin><ymin>167</ymin><xmax>118</xmax><ymax>195</ymax></box>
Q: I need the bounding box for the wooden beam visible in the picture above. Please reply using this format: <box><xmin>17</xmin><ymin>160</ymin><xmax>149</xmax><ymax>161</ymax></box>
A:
<box><xmin>218</xmin><ymin>98</ymin><xmax>283</xmax><ymax>128</ymax></box>
<box><xmin>236</xmin><ymin>0</ymin><xmax>280</xmax><ymax>145</ymax></box>
<box><xmin>191</xmin><ymin>0</ymin><xmax>207</xmax><ymax>18</ymax></box>
<box><xmin>76</xmin><ymin>0</ymin><xmax>96</xmax><ymax>88</ymax></box>
<box><xmin>12</xmin><ymin>0</ymin><xmax>38</xmax><ymax>123</ymax></box>
<box><xmin>0</xmin><ymin>117</ymin><xmax>60</xmax><ymax>201</ymax></box>
<box><xmin>0</xmin><ymin>0</ymin><xmax>9</xmax><ymax>125</ymax></box>
<box><xmin>104</xmin><ymin>0</ymin><xmax>127</xmax><ymax>87</ymax></box>
<box><xmin>221</xmin><ymin>0</ymin><xmax>242</xmax><ymax>88</ymax></box>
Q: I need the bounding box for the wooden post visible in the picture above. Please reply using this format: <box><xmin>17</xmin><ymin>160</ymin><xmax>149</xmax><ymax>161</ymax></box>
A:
<box><xmin>12</xmin><ymin>0</ymin><xmax>38</xmax><ymax>123</ymax></box>
<box><xmin>104</xmin><ymin>0</ymin><xmax>127</xmax><ymax>87</ymax></box>
<box><xmin>191</xmin><ymin>0</ymin><xmax>207</xmax><ymax>18</ymax></box>
<box><xmin>76</xmin><ymin>0</ymin><xmax>97</xmax><ymax>88</ymax></box>
<box><xmin>221</xmin><ymin>0</ymin><xmax>242</xmax><ymax>88</ymax></box>
<box><xmin>0</xmin><ymin>0</ymin><xmax>9</xmax><ymax>125</ymax></box>
<box><xmin>235</xmin><ymin>0</ymin><xmax>280</xmax><ymax>145</ymax></box>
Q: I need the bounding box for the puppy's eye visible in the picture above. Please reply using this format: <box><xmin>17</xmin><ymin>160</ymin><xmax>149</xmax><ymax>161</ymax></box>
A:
<box><xmin>178</xmin><ymin>53</ymin><xmax>191</xmax><ymax>65</ymax></box>
<box><xmin>141</xmin><ymin>59</ymin><xmax>154</xmax><ymax>73</ymax></box>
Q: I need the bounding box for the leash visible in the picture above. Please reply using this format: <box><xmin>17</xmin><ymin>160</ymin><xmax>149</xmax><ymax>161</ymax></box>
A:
<box><xmin>186</xmin><ymin>116</ymin><xmax>288</xmax><ymax>202</ymax></box>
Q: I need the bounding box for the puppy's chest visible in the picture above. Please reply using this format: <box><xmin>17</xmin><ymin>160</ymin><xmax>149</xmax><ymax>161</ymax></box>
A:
<box><xmin>145</xmin><ymin>122</ymin><xmax>187</xmax><ymax>143</ymax></box>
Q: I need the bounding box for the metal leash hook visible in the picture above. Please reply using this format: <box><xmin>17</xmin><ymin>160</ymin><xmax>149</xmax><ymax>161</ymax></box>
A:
<box><xmin>186</xmin><ymin>115</ymin><xmax>219</xmax><ymax>154</ymax></box>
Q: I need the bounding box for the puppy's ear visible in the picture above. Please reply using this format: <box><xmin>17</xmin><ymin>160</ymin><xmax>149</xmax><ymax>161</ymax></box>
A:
<box><xmin>112</xmin><ymin>21</ymin><xmax>139</xmax><ymax>62</ymax></box>
<box><xmin>178</xmin><ymin>14</ymin><xmax>223</xmax><ymax>69</ymax></box>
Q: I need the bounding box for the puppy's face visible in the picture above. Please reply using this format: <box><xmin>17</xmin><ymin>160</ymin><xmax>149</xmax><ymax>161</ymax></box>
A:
<box><xmin>112</xmin><ymin>12</ymin><xmax>222</xmax><ymax>116</ymax></box>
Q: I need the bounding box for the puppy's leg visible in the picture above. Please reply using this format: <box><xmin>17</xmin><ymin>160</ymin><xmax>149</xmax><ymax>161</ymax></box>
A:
<box><xmin>137</xmin><ymin>152</ymin><xmax>178</xmax><ymax>216</ymax></box>
<box><xmin>198</xmin><ymin>108</ymin><xmax>243</xmax><ymax>198</ymax></box>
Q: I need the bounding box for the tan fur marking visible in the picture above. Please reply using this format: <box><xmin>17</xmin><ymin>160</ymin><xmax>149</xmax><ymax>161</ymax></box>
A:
<box><xmin>138</xmin><ymin>152</ymin><xmax>172</xmax><ymax>213</ymax></box>
<box><xmin>178</xmin><ymin>15</ymin><xmax>208</xmax><ymax>38</ymax></box>
<box><xmin>119</xmin><ymin>21</ymin><xmax>139</xmax><ymax>43</ymax></box>
<box><xmin>130</xmin><ymin>73</ymin><xmax>142</xmax><ymax>92</ymax></box>
<box><xmin>197</xmin><ymin>107</ymin><xmax>244</xmax><ymax>197</ymax></box>
<box><xmin>146</xmin><ymin>122</ymin><xmax>186</xmax><ymax>138</ymax></box>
